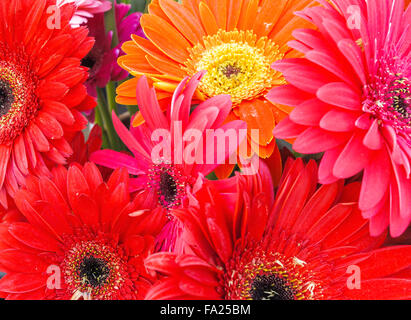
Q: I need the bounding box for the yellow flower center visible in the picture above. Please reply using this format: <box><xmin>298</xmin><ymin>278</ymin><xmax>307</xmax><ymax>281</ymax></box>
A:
<box><xmin>184</xmin><ymin>30</ymin><xmax>285</xmax><ymax>105</ymax></box>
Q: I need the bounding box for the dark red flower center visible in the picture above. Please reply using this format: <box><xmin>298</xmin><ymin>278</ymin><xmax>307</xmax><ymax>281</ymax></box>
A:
<box><xmin>0</xmin><ymin>79</ymin><xmax>14</xmax><ymax>117</ymax></box>
<box><xmin>221</xmin><ymin>63</ymin><xmax>242</xmax><ymax>79</ymax></box>
<box><xmin>79</xmin><ymin>256</ymin><xmax>110</xmax><ymax>288</ymax></box>
<box><xmin>82</xmin><ymin>48</ymin><xmax>103</xmax><ymax>80</ymax></box>
<box><xmin>250</xmin><ymin>274</ymin><xmax>296</xmax><ymax>300</ymax></box>
<box><xmin>364</xmin><ymin>54</ymin><xmax>410</xmax><ymax>144</ymax></box>
<box><xmin>0</xmin><ymin>46</ymin><xmax>39</xmax><ymax>145</ymax></box>
<box><xmin>390</xmin><ymin>78</ymin><xmax>410</xmax><ymax>120</ymax></box>
<box><xmin>159</xmin><ymin>171</ymin><xmax>178</xmax><ymax>205</ymax></box>
<box><xmin>81</xmin><ymin>56</ymin><xmax>98</xmax><ymax>70</ymax></box>
<box><xmin>61</xmin><ymin>238</ymin><xmax>129</xmax><ymax>300</ymax></box>
<box><xmin>223</xmin><ymin>245</ymin><xmax>326</xmax><ymax>300</ymax></box>
<box><xmin>148</xmin><ymin>163</ymin><xmax>187</xmax><ymax>210</ymax></box>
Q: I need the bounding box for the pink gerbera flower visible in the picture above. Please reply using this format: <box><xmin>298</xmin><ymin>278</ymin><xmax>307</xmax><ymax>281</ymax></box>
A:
<box><xmin>268</xmin><ymin>0</ymin><xmax>411</xmax><ymax>237</ymax></box>
<box><xmin>57</xmin><ymin>0</ymin><xmax>112</xmax><ymax>27</ymax></box>
<box><xmin>91</xmin><ymin>72</ymin><xmax>246</xmax><ymax>251</ymax></box>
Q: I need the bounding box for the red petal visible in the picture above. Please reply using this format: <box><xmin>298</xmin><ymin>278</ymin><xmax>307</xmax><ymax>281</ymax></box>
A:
<box><xmin>42</xmin><ymin>100</ymin><xmax>75</xmax><ymax>125</ymax></box>
<box><xmin>8</xmin><ymin>223</ymin><xmax>60</xmax><ymax>252</ymax></box>
<box><xmin>35</xmin><ymin>111</ymin><xmax>64</xmax><ymax>140</ymax></box>
<box><xmin>0</xmin><ymin>273</ymin><xmax>46</xmax><ymax>293</ymax></box>
<box><xmin>67</xmin><ymin>165</ymin><xmax>90</xmax><ymax>210</ymax></box>
<box><xmin>0</xmin><ymin>249</ymin><xmax>47</xmax><ymax>273</ymax></box>
<box><xmin>344</xmin><ymin>279</ymin><xmax>411</xmax><ymax>300</ymax></box>
<box><xmin>356</xmin><ymin>246</ymin><xmax>411</xmax><ymax>280</ymax></box>
<box><xmin>0</xmin><ymin>145</ymin><xmax>11</xmax><ymax>189</ymax></box>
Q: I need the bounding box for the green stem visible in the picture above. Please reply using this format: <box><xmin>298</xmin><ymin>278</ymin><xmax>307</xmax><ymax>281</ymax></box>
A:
<box><xmin>105</xmin><ymin>1</ymin><xmax>119</xmax><ymax>48</ymax></box>
<box><xmin>131</xmin><ymin>0</ymin><xmax>147</xmax><ymax>12</ymax></box>
<box><xmin>106</xmin><ymin>81</ymin><xmax>118</xmax><ymax>114</ymax></box>
<box><xmin>97</xmin><ymin>88</ymin><xmax>120</xmax><ymax>150</ymax></box>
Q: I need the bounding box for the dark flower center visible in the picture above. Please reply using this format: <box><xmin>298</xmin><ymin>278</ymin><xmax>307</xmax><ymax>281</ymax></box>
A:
<box><xmin>81</xmin><ymin>56</ymin><xmax>97</xmax><ymax>70</ymax></box>
<box><xmin>0</xmin><ymin>79</ymin><xmax>14</xmax><ymax>117</ymax></box>
<box><xmin>79</xmin><ymin>256</ymin><xmax>110</xmax><ymax>288</ymax></box>
<box><xmin>159</xmin><ymin>171</ymin><xmax>178</xmax><ymax>206</ymax></box>
<box><xmin>393</xmin><ymin>96</ymin><xmax>409</xmax><ymax>118</ymax></box>
<box><xmin>250</xmin><ymin>274</ymin><xmax>296</xmax><ymax>300</ymax></box>
<box><xmin>222</xmin><ymin>63</ymin><xmax>242</xmax><ymax>78</ymax></box>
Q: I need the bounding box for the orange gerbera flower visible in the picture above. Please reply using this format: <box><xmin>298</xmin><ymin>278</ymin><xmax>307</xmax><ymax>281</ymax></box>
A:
<box><xmin>116</xmin><ymin>0</ymin><xmax>313</xmax><ymax>160</ymax></box>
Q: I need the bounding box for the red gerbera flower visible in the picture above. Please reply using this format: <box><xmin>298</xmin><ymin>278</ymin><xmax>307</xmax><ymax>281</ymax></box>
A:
<box><xmin>268</xmin><ymin>0</ymin><xmax>411</xmax><ymax>237</ymax></box>
<box><xmin>145</xmin><ymin>158</ymin><xmax>411</xmax><ymax>300</ymax></box>
<box><xmin>0</xmin><ymin>0</ymin><xmax>96</xmax><ymax>209</ymax></box>
<box><xmin>0</xmin><ymin>163</ymin><xmax>167</xmax><ymax>300</ymax></box>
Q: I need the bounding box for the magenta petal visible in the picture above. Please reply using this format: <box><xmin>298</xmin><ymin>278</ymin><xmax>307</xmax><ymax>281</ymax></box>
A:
<box><xmin>362</xmin><ymin>190</ymin><xmax>389</xmax><ymax>219</ymax></box>
<box><xmin>369</xmin><ymin>201</ymin><xmax>389</xmax><ymax>237</ymax></box>
<box><xmin>355</xmin><ymin>113</ymin><xmax>373</xmax><ymax>130</ymax></box>
<box><xmin>284</xmin><ymin>65</ymin><xmax>332</xmax><ymax>94</ymax></box>
<box><xmin>318</xmin><ymin>147</ymin><xmax>343</xmax><ymax>184</ymax></box>
<box><xmin>290</xmin><ymin>99</ymin><xmax>331</xmax><ymax>126</ymax></box>
<box><xmin>198</xmin><ymin>120</ymin><xmax>247</xmax><ymax>176</ymax></box>
<box><xmin>333</xmin><ymin>132</ymin><xmax>371</xmax><ymax>178</ymax></box>
<box><xmin>293</xmin><ymin>127</ymin><xmax>347</xmax><ymax>154</ymax></box>
<box><xmin>111</xmin><ymin>111</ymin><xmax>151</xmax><ymax>160</ymax></box>
<box><xmin>291</xmin><ymin>28</ymin><xmax>327</xmax><ymax>52</ymax></box>
<box><xmin>266</xmin><ymin>84</ymin><xmax>314</xmax><ymax>107</ymax></box>
<box><xmin>305</xmin><ymin>49</ymin><xmax>355</xmax><ymax>86</ymax></box>
<box><xmin>317</xmin><ymin>82</ymin><xmax>362</xmax><ymax>110</ymax></box>
<box><xmin>271</xmin><ymin>58</ymin><xmax>304</xmax><ymax>73</ymax></box>
<box><xmin>359</xmin><ymin>149</ymin><xmax>391</xmax><ymax>211</ymax></box>
<box><xmin>391</xmin><ymin>159</ymin><xmax>411</xmax><ymax>220</ymax></box>
<box><xmin>136</xmin><ymin>76</ymin><xmax>169</xmax><ymax>131</ymax></box>
<box><xmin>190</xmin><ymin>95</ymin><xmax>232</xmax><ymax>130</ymax></box>
<box><xmin>363</xmin><ymin>119</ymin><xmax>383</xmax><ymax>150</ymax></box>
<box><xmin>337</xmin><ymin>39</ymin><xmax>367</xmax><ymax>85</ymax></box>
<box><xmin>287</xmin><ymin>40</ymin><xmax>312</xmax><ymax>54</ymax></box>
<box><xmin>389</xmin><ymin>183</ymin><xmax>411</xmax><ymax>238</ymax></box>
<box><xmin>320</xmin><ymin>109</ymin><xmax>358</xmax><ymax>132</ymax></box>
<box><xmin>90</xmin><ymin>150</ymin><xmax>148</xmax><ymax>175</ymax></box>
<box><xmin>273</xmin><ymin>117</ymin><xmax>307</xmax><ymax>139</ymax></box>
<box><xmin>129</xmin><ymin>176</ymin><xmax>149</xmax><ymax>192</ymax></box>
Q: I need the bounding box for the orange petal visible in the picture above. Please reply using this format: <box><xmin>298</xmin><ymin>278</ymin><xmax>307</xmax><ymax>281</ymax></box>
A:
<box><xmin>148</xmin><ymin>0</ymin><xmax>174</xmax><ymax>25</ymax></box>
<box><xmin>214</xmin><ymin>163</ymin><xmax>235</xmax><ymax>180</ymax></box>
<box><xmin>270</xmin><ymin>103</ymin><xmax>292</xmax><ymax>123</ymax></box>
<box><xmin>132</xmin><ymin>34</ymin><xmax>171</xmax><ymax>63</ymax></box>
<box><xmin>238</xmin><ymin>99</ymin><xmax>276</xmax><ymax>146</ymax></box>
<box><xmin>250</xmin><ymin>136</ymin><xmax>276</xmax><ymax>159</ymax></box>
<box><xmin>262</xmin><ymin>143</ymin><xmax>282</xmax><ymax>186</ymax></box>
<box><xmin>117</xmin><ymin>77</ymin><xmax>140</xmax><ymax>97</ymax></box>
<box><xmin>182</xmin><ymin>0</ymin><xmax>202</xmax><ymax>20</ymax></box>
<box><xmin>116</xmin><ymin>96</ymin><xmax>138</xmax><ymax>106</ymax></box>
<box><xmin>252</xmin><ymin>0</ymin><xmax>284</xmax><ymax>37</ymax></box>
<box><xmin>141</xmin><ymin>14</ymin><xmax>191</xmax><ymax>64</ymax></box>
<box><xmin>159</xmin><ymin>0</ymin><xmax>205</xmax><ymax>45</ymax></box>
<box><xmin>207</xmin><ymin>0</ymin><xmax>227</xmax><ymax>30</ymax></box>
<box><xmin>199</xmin><ymin>1</ymin><xmax>219</xmax><ymax>35</ymax></box>
<box><xmin>237</xmin><ymin>0</ymin><xmax>259</xmax><ymax>31</ymax></box>
<box><xmin>146</xmin><ymin>54</ymin><xmax>187</xmax><ymax>78</ymax></box>
<box><xmin>118</xmin><ymin>54</ymin><xmax>159</xmax><ymax>74</ymax></box>
<box><xmin>122</xmin><ymin>40</ymin><xmax>142</xmax><ymax>55</ymax></box>
<box><xmin>227</xmin><ymin>0</ymin><xmax>243</xmax><ymax>31</ymax></box>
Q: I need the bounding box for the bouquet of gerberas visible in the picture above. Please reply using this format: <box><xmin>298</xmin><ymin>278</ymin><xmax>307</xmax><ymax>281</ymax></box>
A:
<box><xmin>0</xmin><ymin>0</ymin><xmax>409</xmax><ymax>301</ymax></box>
